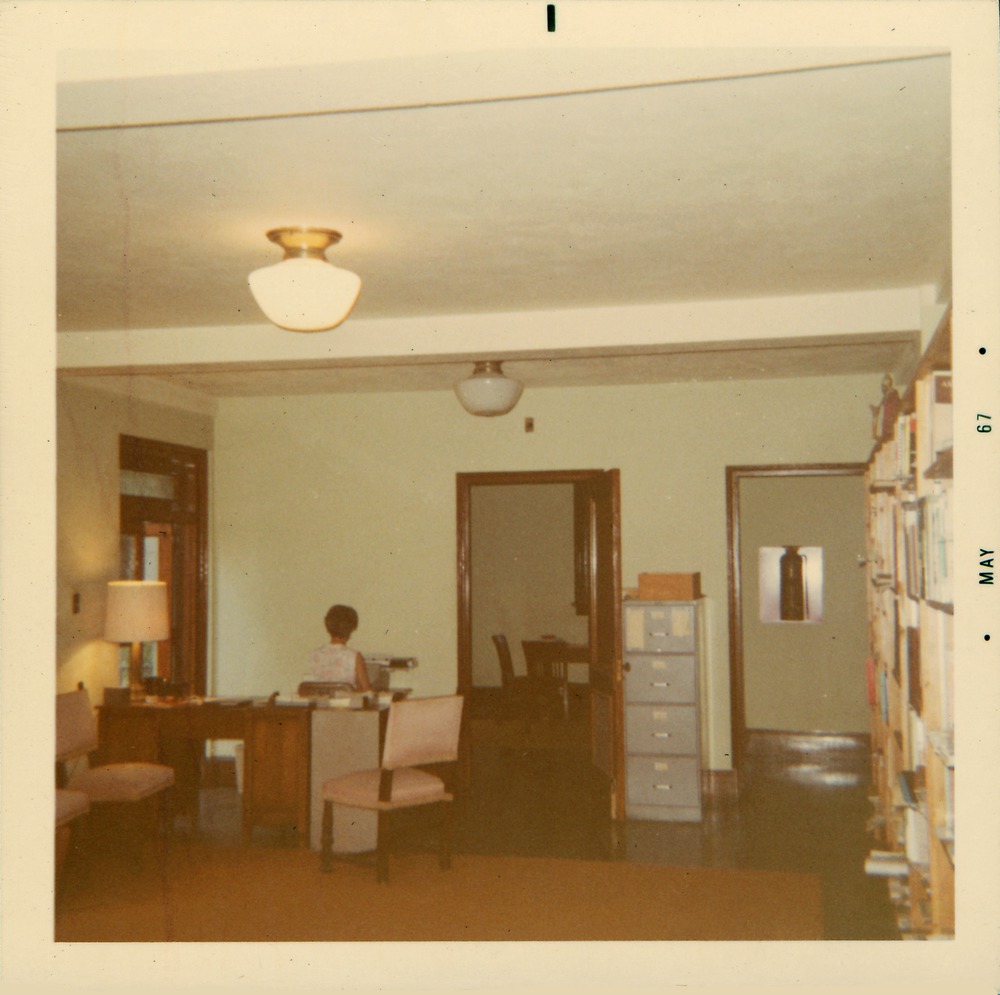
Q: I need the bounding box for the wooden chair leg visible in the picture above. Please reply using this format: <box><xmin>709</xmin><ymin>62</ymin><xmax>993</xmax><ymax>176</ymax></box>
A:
<box><xmin>376</xmin><ymin>811</ymin><xmax>390</xmax><ymax>883</ymax></box>
<box><xmin>155</xmin><ymin>792</ymin><xmax>171</xmax><ymax>876</ymax></box>
<box><xmin>320</xmin><ymin>800</ymin><xmax>334</xmax><ymax>873</ymax></box>
<box><xmin>439</xmin><ymin>801</ymin><xmax>454</xmax><ymax>871</ymax></box>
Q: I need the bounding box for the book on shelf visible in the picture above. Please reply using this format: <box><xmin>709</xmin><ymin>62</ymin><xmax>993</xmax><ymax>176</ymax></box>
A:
<box><xmin>906</xmin><ymin>626</ymin><xmax>922</xmax><ymax>716</ymax></box>
<box><xmin>865</xmin><ymin>850</ymin><xmax>910</xmax><ymax>877</ymax></box>
<box><xmin>893</xmin><ymin>413</ymin><xmax>918</xmax><ymax>481</ymax></box>
<box><xmin>901</xmin><ymin>501</ymin><xmax>924</xmax><ymax>601</ymax></box>
<box><xmin>929</xmin><ymin>371</ymin><xmax>953</xmax><ymax>459</ymax></box>
<box><xmin>905</xmin><ymin>806</ymin><xmax>931</xmax><ymax>865</ymax></box>
<box><xmin>921</xmin><ymin>489</ymin><xmax>952</xmax><ymax>605</ymax></box>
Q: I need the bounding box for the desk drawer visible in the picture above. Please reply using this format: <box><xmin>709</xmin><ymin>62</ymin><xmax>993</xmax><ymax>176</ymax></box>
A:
<box><xmin>624</xmin><ymin>655</ymin><xmax>696</xmax><ymax>704</ymax></box>
<box><xmin>623</xmin><ymin>604</ymin><xmax>696</xmax><ymax>653</ymax></box>
<box><xmin>626</xmin><ymin>704</ymin><xmax>697</xmax><ymax>755</ymax></box>
<box><xmin>626</xmin><ymin>756</ymin><xmax>700</xmax><ymax>809</ymax></box>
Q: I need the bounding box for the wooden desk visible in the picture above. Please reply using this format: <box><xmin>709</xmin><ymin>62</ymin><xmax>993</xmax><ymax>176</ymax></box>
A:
<box><xmin>98</xmin><ymin>699</ymin><xmax>313</xmax><ymax>844</ymax></box>
<box><xmin>521</xmin><ymin>640</ymin><xmax>590</xmax><ymax>679</ymax></box>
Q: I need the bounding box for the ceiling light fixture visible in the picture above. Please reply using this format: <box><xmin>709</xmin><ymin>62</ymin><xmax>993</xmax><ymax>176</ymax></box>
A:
<box><xmin>248</xmin><ymin>227</ymin><xmax>361</xmax><ymax>332</ymax></box>
<box><xmin>454</xmin><ymin>361</ymin><xmax>523</xmax><ymax>417</ymax></box>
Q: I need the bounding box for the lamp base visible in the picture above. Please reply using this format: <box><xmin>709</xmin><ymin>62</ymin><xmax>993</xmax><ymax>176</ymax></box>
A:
<box><xmin>128</xmin><ymin>642</ymin><xmax>146</xmax><ymax>702</ymax></box>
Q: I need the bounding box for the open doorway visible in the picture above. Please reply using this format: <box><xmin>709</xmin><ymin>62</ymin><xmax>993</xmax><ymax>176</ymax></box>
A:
<box><xmin>456</xmin><ymin>469</ymin><xmax>623</xmax><ymax>858</ymax></box>
<box><xmin>726</xmin><ymin>463</ymin><xmax>869</xmax><ymax>780</ymax></box>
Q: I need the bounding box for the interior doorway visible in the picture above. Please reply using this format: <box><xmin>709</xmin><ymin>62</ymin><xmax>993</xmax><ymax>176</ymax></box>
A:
<box><xmin>726</xmin><ymin>463</ymin><xmax>869</xmax><ymax>774</ymax></box>
<box><xmin>456</xmin><ymin>469</ymin><xmax>623</xmax><ymax>843</ymax></box>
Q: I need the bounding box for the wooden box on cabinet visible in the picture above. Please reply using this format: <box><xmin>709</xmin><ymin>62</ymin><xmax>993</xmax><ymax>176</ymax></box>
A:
<box><xmin>622</xmin><ymin>599</ymin><xmax>703</xmax><ymax>822</ymax></box>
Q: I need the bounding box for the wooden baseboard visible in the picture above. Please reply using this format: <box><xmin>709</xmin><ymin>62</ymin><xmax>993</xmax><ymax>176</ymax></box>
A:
<box><xmin>702</xmin><ymin>769</ymin><xmax>738</xmax><ymax>804</ymax></box>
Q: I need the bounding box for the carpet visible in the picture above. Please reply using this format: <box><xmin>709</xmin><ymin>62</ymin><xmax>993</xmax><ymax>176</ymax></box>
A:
<box><xmin>55</xmin><ymin>844</ymin><xmax>824</xmax><ymax>942</ymax></box>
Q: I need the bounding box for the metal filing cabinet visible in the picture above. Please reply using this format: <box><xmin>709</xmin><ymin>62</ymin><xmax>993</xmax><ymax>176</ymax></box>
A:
<box><xmin>622</xmin><ymin>599</ymin><xmax>703</xmax><ymax>822</ymax></box>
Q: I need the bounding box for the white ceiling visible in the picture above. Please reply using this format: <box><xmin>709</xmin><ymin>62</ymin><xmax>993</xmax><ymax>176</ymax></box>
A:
<box><xmin>55</xmin><ymin>39</ymin><xmax>952</xmax><ymax>398</ymax></box>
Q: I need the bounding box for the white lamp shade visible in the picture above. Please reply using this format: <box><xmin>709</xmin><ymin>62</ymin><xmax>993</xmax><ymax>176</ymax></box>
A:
<box><xmin>248</xmin><ymin>257</ymin><xmax>362</xmax><ymax>332</ymax></box>
<box><xmin>105</xmin><ymin>580</ymin><xmax>170</xmax><ymax>643</ymax></box>
<box><xmin>454</xmin><ymin>362</ymin><xmax>523</xmax><ymax>416</ymax></box>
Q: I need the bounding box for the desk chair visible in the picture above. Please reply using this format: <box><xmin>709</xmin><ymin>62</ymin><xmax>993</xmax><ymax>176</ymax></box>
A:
<box><xmin>520</xmin><ymin>640</ymin><xmax>571</xmax><ymax>720</ymax></box>
<box><xmin>56</xmin><ymin>685</ymin><xmax>175</xmax><ymax>860</ymax></box>
<box><xmin>296</xmin><ymin>681</ymin><xmax>356</xmax><ymax>698</ymax></box>
<box><xmin>491</xmin><ymin>634</ymin><xmax>564</xmax><ymax>726</ymax></box>
<box><xmin>320</xmin><ymin>694</ymin><xmax>464</xmax><ymax>883</ymax></box>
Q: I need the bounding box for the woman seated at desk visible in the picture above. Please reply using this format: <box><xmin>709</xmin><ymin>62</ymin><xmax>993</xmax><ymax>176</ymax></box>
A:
<box><xmin>308</xmin><ymin>604</ymin><xmax>372</xmax><ymax>692</ymax></box>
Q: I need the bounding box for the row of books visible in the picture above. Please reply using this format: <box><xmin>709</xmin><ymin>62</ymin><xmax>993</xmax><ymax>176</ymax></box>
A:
<box><xmin>867</xmin><ymin>490</ymin><xmax>896</xmax><ymax>578</ymax></box>
<box><xmin>900</xmin><ymin>490</ymin><xmax>953</xmax><ymax>606</ymax></box>
<box><xmin>921</xmin><ymin>488</ymin><xmax>953</xmax><ymax>605</ymax></box>
<box><xmin>869</xmin><ymin>370</ymin><xmax>952</xmax><ymax>484</ymax></box>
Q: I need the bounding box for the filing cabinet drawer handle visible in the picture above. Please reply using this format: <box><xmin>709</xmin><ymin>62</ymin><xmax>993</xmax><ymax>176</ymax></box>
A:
<box><xmin>652</xmin><ymin>732</ymin><xmax>672</xmax><ymax>739</ymax></box>
<box><xmin>649</xmin><ymin>631</ymin><xmax>669</xmax><ymax>637</ymax></box>
<box><xmin>654</xmin><ymin>783</ymin><xmax>673</xmax><ymax>791</ymax></box>
<box><xmin>651</xmin><ymin>681</ymin><xmax>671</xmax><ymax>688</ymax></box>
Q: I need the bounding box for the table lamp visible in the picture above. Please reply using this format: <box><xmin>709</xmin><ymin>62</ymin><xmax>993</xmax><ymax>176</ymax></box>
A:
<box><xmin>105</xmin><ymin>580</ymin><xmax>170</xmax><ymax>700</ymax></box>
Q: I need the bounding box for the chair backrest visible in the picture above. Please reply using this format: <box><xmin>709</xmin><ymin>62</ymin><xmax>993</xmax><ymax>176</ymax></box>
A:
<box><xmin>491</xmin><ymin>634</ymin><xmax>516</xmax><ymax>686</ymax></box>
<box><xmin>381</xmin><ymin>695</ymin><xmax>464</xmax><ymax>770</ymax></box>
<box><xmin>521</xmin><ymin>639</ymin><xmax>565</xmax><ymax>672</ymax></box>
<box><xmin>56</xmin><ymin>688</ymin><xmax>99</xmax><ymax>762</ymax></box>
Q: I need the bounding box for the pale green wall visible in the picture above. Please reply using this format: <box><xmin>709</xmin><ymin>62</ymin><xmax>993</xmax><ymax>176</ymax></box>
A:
<box><xmin>740</xmin><ymin>473</ymin><xmax>870</xmax><ymax>733</ymax></box>
<box><xmin>470</xmin><ymin>483</ymin><xmax>588</xmax><ymax>687</ymax></box>
<box><xmin>212</xmin><ymin>372</ymin><xmax>881</xmax><ymax>767</ymax></box>
<box><xmin>56</xmin><ymin>379</ymin><xmax>213</xmax><ymax>701</ymax></box>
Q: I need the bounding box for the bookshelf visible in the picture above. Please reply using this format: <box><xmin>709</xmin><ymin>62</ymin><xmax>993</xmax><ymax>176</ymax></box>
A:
<box><xmin>865</xmin><ymin>308</ymin><xmax>953</xmax><ymax>938</ymax></box>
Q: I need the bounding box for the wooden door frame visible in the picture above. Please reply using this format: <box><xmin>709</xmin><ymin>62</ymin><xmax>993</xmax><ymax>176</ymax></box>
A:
<box><xmin>120</xmin><ymin>434</ymin><xmax>209</xmax><ymax>695</ymax></box>
<box><xmin>456</xmin><ymin>469</ymin><xmax>623</xmax><ymax>798</ymax></box>
<box><xmin>725</xmin><ymin>462</ymin><xmax>867</xmax><ymax>772</ymax></box>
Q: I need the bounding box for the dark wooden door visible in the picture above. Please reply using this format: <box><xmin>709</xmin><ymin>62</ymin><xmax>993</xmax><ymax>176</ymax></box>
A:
<box><xmin>585</xmin><ymin>470</ymin><xmax>624</xmax><ymax>818</ymax></box>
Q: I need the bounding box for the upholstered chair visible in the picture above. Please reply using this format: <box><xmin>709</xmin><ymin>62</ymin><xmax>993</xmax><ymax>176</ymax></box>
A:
<box><xmin>55</xmin><ymin>685</ymin><xmax>175</xmax><ymax>858</ymax></box>
<box><xmin>320</xmin><ymin>694</ymin><xmax>464</xmax><ymax>882</ymax></box>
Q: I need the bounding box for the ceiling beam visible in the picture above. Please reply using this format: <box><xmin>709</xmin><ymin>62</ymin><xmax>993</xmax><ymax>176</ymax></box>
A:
<box><xmin>58</xmin><ymin>287</ymin><xmax>929</xmax><ymax>374</ymax></box>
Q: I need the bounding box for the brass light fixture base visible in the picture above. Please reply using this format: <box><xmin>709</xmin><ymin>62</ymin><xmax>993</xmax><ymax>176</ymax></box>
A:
<box><xmin>265</xmin><ymin>226</ymin><xmax>343</xmax><ymax>260</ymax></box>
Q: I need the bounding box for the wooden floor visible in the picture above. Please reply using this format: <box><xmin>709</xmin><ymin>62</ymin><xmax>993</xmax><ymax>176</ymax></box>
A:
<box><xmin>60</xmin><ymin>707</ymin><xmax>898</xmax><ymax>941</ymax></box>
<box><xmin>456</xmin><ymin>712</ymin><xmax>898</xmax><ymax>941</ymax></box>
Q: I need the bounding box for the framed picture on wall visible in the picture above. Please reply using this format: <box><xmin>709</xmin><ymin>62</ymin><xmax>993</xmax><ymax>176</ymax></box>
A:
<box><xmin>758</xmin><ymin>546</ymin><xmax>824</xmax><ymax>623</ymax></box>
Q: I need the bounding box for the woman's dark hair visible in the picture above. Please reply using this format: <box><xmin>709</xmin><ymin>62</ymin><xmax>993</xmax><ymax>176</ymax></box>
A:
<box><xmin>324</xmin><ymin>604</ymin><xmax>358</xmax><ymax>640</ymax></box>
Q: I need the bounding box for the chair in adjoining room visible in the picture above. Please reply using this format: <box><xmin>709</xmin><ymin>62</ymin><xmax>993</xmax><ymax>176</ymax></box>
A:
<box><xmin>520</xmin><ymin>639</ymin><xmax>572</xmax><ymax>720</ymax></box>
<box><xmin>55</xmin><ymin>684</ymin><xmax>175</xmax><ymax>863</ymax></box>
<box><xmin>491</xmin><ymin>634</ymin><xmax>565</xmax><ymax>726</ymax></box>
<box><xmin>319</xmin><ymin>694</ymin><xmax>464</xmax><ymax>883</ymax></box>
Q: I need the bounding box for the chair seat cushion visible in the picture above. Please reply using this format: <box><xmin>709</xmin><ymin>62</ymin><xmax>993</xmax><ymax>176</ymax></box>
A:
<box><xmin>67</xmin><ymin>762</ymin><xmax>174</xmax><ymax>803</ymax></box>
<box><xmin>55</xmin><ymin>788</ymin><xmax>91</xmax><ymax>827</ymax></box>
<box><xmin>322</xmin><ymin>767</ymin><xmax>451</xmax><ymax>811</ymax></box>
